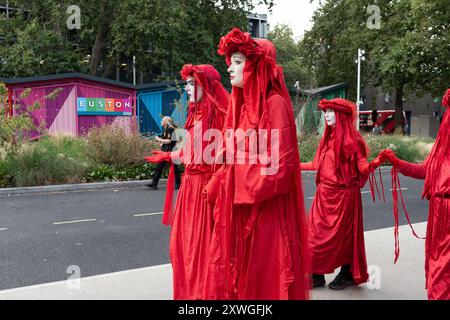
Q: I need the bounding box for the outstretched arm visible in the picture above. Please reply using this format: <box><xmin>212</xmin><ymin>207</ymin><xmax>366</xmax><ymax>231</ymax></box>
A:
<box><xmin>381</xmin><ymin>149</ymin><xmax>428</xmax><ymax>180</ymax></box>
<box><xmin>356</xmin><ymin>150</ymin><xmax>384</xmax><ymax>176</ymax></box>
<box><xmin>300</xmin><ymin>161</ymin><xmax>317</xmax><ymax>171</ymax></box>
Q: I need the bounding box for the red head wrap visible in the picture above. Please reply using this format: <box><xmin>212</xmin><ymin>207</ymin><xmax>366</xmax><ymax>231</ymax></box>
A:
<box><xmin>316</xmin><ymin>98</ymin><xmax>370</xmax><ymax>187</ymax></box>
<box><xmin>217</xmin><ymin>28</ymin><xmax>290</xmax><ymax>128</ymax></box>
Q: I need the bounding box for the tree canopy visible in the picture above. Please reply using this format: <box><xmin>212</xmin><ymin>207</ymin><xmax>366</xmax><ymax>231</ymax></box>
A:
<box><xmin>0</xmin><ymin>0</ymin><xmax>274</xmax><ymax>82</ymax></box>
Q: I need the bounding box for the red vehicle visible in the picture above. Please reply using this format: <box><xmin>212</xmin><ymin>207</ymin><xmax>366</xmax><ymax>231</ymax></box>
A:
<box><xmin>359</xmin><ymin>110</ymin><xmax>408</xmax><ymax>134</ymax></box>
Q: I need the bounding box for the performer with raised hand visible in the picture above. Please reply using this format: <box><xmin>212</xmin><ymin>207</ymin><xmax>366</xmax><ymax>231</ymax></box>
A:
<box><xmin>145</xmin><ymin>64</ymin><xmax>229</xmax><ymax>299</ymax></box>
<box><xmin>301</xmin><ymin>98</ymin><xmax>382</xmax><ymax>290</ymax></box>
<box><xmin>380</xmin><ymin>89</ymin><xmax>450</xmax><ymax>300</ymax></box>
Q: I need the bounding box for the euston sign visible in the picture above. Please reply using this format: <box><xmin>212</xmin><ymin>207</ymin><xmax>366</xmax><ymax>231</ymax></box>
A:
<box><xmin>77</xmin><ymin>97</ymin><xmax>133</xmax><ymax>116</ymax></box>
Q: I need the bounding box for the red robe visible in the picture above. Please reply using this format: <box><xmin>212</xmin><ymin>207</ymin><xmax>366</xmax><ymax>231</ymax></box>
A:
<box><xmin>168</xmin><ymin>98</ymin><xmax>226</xmax><ymax>300</ymax></box>
<box><xmin>205</xmin><ymin>93</ymin><xmax>310</xmax><ymax>300</ymax></box>
<box><xmin>301</xmin><ymin>130</ymin><xmax>370</xmax><ymax>285</ymax></box>
<box><xmin>391</xmin><ymin>143</ymin><xmax>450</xmax><ymax>300</ymax></box>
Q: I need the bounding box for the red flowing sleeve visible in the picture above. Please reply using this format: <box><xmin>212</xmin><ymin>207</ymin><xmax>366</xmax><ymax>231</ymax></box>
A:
<box><xmin>233</xmin><ymin>94</ymin><xmax>298</xmax><ymax>204</ymax></box>
<box><xmin>355</xmin><ymin>147</ymin><xmax>373</xmax><ymax>176</ymax></box>
<box><xmin>395</xmin><ymin>154</ymin><xmax>429</xmax><ymax>180</ymax></box>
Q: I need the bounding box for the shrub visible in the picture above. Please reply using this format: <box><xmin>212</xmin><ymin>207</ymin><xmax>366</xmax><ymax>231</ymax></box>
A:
<box><xmin>86</xmin><ymin>125</ymin><xmax>159</xmax><ymax>170</ymax></box>
<box><xmin>6</xmin><ymin>136</ymin><xmax>91</xmax><ymax>187</ymax></box>
<box><xmin>86</xmin><ymin>163</ymin><xmax>157</xmax><ymax>182</ymax></box>
<box><xmin>298</xmin><ymin>134</ymin><xmax>322</xmax><ymax>162</ymax></box>
<box><xmin>364</xmin><ymin>134</ymin><xmax>434</xmax><ymax>163</ymax></box>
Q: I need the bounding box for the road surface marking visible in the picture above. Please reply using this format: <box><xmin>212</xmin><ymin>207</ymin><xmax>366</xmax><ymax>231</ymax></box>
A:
<box><xmin>134</xmin><ymin>212</ymin><xmax>163</xmax><ymax>217</ymax></box>
<box><xmin>0</xmin><ymin>228</ymin><xmax>7</xmax><ymax>231</ymax></box>
<box><xmin>389</xmin><ymin>188</ymin><xmax>408</xmax><ymax>192</ymax></box>
<box><xmin>53</xmin><ymin>219</ymin><xmax>97</xmax><ymax>225</ymax></box>
<box><xmin>309</xmin><ymin>190</ymin><xmax>375</xmax><ymax>198</ymax></box>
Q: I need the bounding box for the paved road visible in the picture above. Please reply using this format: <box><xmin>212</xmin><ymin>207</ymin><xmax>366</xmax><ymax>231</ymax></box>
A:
<box><xmin>0</xmin><ymin>171</ymin><xmax>429</xmax><ymax>290</ymax></box>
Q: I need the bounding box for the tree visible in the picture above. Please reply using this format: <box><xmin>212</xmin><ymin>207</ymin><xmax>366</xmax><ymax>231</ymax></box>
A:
<box><xmin>268</xmin><ymin>24</ymin><xmax>313</xmax><ymax>90</ymax></box>
<box><xmin>1</xmin><ymin>0</ymin><xmax>275</xmax><ymax>83</ymax></box>
<box><xmin>300</xmin><ymin>0</ymin><xmax>449</xmax><ymax>130</ymax></box>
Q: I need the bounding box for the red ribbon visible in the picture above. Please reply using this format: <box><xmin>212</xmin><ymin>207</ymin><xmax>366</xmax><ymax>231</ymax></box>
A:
<box><xmin>390</xmin><ymin>166</ymin><xmax>426</xmax><ymax>263</ymax></box>
<box><xmin>162</xmin><ymin>163</ymin><xmax>176</xmax><ymax>226</ymax></box>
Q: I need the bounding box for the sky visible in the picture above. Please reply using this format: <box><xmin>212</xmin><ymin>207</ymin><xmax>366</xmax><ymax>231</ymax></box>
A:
<box><xmin>254</xmin><ymin>0</ymin><xmax>324</xmax><ymax>41</ymax></box>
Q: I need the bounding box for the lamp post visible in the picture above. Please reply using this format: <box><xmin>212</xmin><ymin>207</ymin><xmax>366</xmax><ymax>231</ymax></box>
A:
<box><xmin>133</xmin><ymin>55</ymin><xmax>136</xmax><ymax>86</ymax></box>
<box><xmin>356</xmin><ymin>48</ymin><xmax>365</xmax><ymax>130</ymax></box>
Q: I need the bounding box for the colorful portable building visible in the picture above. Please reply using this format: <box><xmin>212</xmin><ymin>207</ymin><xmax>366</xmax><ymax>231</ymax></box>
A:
<box><xmin>2</xmin><ymin>73</ymin><xmax>137</xmax><ymax>139</ymax></box>
<box><xmin>0</xmin><ymin>73</ymin><xmax>189</xmax><ymax>139</ymax></box>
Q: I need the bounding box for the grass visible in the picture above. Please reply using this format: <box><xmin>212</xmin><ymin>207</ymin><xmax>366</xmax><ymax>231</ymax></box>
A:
<box><xmin>0</xmin><ymin>125</ymin><xmax>436</xmax><ymax>187</ymax></box>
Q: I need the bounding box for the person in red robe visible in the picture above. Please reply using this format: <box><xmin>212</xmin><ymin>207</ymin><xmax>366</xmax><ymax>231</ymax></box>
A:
<box><xmin>145</xmin><ymin>64</ymin><xmax>229</xmax><ymax>299</ymax></box>
<box><xmin>300</xmin><ymin>98</ymin><xmax>382</xmax><ymax>290</ymax></box>
<box><xmin>204</xmin><ymin>28</ymin><xmax>311</xmax><ymax>300</ymax></box>
<box><xmin>380</xmin><ymin>89</ymin><xmax>450</xmax><ymax>300</ymax></box>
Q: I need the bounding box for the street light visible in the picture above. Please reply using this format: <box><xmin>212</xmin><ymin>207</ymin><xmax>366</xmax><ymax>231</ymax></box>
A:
<box><xmin>356</xmin><ymin>48</ymin><xmax>366</xmax><ymax>130</ymax></box>
<box><xmin>133</xmin><ymin>55</ymin><xmax>136</xmax><ymax>86</ymax></box>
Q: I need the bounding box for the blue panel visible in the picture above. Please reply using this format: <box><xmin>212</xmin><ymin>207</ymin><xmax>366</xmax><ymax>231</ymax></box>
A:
<box><xmin>162</xmin><ymin>90</ymin><xmax>178</xmax><ymax>117</ymax></box>
<box><xmin>171</xmin><ymin>91</ymin><xmax>188</xmax><ymax>128</ymax></box>
<box><xmin>137</xmin><ymin>92</ymin><xmax>163</xmax><ymax>136</ymax></box>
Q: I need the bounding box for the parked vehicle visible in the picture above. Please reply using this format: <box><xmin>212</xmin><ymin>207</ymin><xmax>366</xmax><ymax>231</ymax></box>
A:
<box><xmin>359</xmin><ymin>110</ymin><xmax>408</xmax><ymax>134</ymax></box>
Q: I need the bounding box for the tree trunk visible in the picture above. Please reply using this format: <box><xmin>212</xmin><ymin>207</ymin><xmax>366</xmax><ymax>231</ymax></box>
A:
<box><xmin>89</xmin><ymin>15</ymin><xmax>112</xmax><ymax>75</ymax></box>
<box><xmin>394</xmin><ymin>85</ymin><xmax>405</xmax><ymax>132</ymax></box>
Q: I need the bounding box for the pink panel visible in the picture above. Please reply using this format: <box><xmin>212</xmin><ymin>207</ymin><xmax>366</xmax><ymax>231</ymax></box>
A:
<box><xmin>45</xmin><ymin>85</ymin><xmax>74</xmax><ymax>130</ymax></box>
<box><xmin>48</xmin><ymin>86</ymin><xmax>77</xmax><ymax>136</ymax></box>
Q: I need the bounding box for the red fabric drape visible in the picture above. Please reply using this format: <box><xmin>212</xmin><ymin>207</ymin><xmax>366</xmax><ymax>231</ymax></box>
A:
<box><xmin>205</xmin><ymin>28</ymin><xmax>310</xmax><ymax>300</ymax></box>
<box><xmin>386</xmin><ymin>89</ymin><xmax>450</xmax><ymax>300</ymax></box>
<box><xmin>163</xmin><ymin>64</ymin><xmax>229</xmax><ymax>299</ymax></box>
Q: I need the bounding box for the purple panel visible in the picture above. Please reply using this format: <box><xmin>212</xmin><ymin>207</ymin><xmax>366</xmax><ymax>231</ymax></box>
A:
<box><xmin>77</xmin><ymin>84</ymin><xmax>132</xmax><ymax>99</ymax></box>
<box><xmin>14</xmin><ymin>87</ymin><xmax>47</xmax><ymax>139</ymax></box>
<box><xmin>78</xmin><ymin>115</ymin><xmax>116</xmax><ymax>135</ymax></box>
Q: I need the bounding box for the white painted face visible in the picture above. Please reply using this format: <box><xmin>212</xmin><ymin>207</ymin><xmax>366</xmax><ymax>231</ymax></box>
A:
<box><xmin>185</xmin><ymin>76</ymin><xmax>203</xmax><ymax>103</ymax></box>
<box><xmin>227</xmin><ymin>52</ymin><xmax>246</xmax><ymax>88</ymax></box>
<box><xmin>324</xmin><ymin>109</ymin><xmax>336</xmax><ymax>127</ymax></box>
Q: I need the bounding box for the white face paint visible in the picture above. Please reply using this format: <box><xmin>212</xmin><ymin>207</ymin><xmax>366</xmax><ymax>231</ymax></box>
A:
<box><xmin>227</xmin><ymin>52</ymin><xmax>246</xmax><ymax>88</ymax></box>
<box><xmin>324</xmin><ymin>109</ymin><xmax>336</xmax><ymax>127</ymax></box>
<box><xmin>185</xmin><ymin>76</ymin><xmax>203</xmax><ymax>103</ymax></box>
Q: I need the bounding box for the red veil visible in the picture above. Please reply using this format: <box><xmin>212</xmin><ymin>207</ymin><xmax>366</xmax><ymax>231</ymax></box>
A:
<box><xmin>207</xmin><ymin>28</ymin><xmax>310</xmax><ymax>299</ymax></box>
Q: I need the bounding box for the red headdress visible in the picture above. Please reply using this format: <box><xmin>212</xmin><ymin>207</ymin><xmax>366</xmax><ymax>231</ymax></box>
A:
<box><xmin>217</xmin><ymin>28</ymin><xmax>290</xmax><ymax>129</ymax></box>
<box><xmin>213</xmin><ymin>28</ymin><xmax>310</xmax><ymax>298</ymax></box>
<box><xmin>317</xmin><ymin>98</ymin><xmax>370</xmax><ymax>187</ymax></box>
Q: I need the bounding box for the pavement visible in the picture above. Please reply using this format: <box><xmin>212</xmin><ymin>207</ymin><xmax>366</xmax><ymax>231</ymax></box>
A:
<box><xmin>0</xmin><ymin>222</ymin><xmax>428</xmax><ymax>300</ymax></box>
<box><xmin>0</xmin><ymin>168</ymin><xmax>430</xmax><ymax>300</ymax></box>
